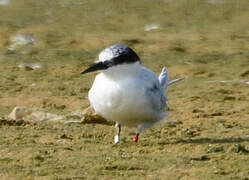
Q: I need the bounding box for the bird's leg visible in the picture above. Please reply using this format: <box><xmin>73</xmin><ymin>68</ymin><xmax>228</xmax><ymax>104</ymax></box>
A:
<box><xmin>134</xmin><ymin>125</ymin><xmax>143</xmax><ymax>143</ymax></box>
<box><xmin>114</xmin><ymin>123</ymin><xmax>121</xmax><ymax>144</ymax></box>
<box><xmin>133</xmin><ymin>133</ymin><xmax>139</xmax><ymax>143</ymax></box>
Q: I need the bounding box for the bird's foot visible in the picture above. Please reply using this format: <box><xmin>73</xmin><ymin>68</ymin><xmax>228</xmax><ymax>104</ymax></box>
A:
<box><xmin>133</xmin><ymin>134</ymin><xmax>139</xmax><ymax>143</ymax></box>
<box><xmin>114</xmin><ymin>135</ymin><xmax>120</xmax><ymax>144</ymax></box>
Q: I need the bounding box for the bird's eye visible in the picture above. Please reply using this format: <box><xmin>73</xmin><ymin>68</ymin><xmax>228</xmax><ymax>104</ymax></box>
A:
<box><xmin>103</xmin><ymin>60</ymin><xmax>114</xmax><ymax>67</ymax></box>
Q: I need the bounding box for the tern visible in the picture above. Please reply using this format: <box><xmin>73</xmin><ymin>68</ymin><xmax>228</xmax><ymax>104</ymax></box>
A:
<box><xmin>81</xmin><ymin>44</ymin><xmax>183</xmax><ymax>144</ymax></box>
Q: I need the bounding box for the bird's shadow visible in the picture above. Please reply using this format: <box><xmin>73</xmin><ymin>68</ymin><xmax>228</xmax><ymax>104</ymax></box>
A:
<box><xmin>159</xmin><ymin>137</ymin><xmax>249</xmax><ymax>145</ymax></box>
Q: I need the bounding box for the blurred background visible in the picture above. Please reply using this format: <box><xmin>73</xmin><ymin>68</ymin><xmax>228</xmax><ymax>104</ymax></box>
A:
<box><xmin>1</xmin><ymin>0</ymin><xmax>249</xmax><ymax>179</ymax></box>
<box><xmin>1</xmin><ymin>1</ymin><xmax>249</xmax><ymax>178</ymax></box>
<box><xmin>0</xmin><ymin>0</ymin><xmax>248</xmax><ymax>116</ymax></box>
<box><xmin>0</xmin><ymin>0</ymin><xmax>249</xmax><ymax>114</ymax></box>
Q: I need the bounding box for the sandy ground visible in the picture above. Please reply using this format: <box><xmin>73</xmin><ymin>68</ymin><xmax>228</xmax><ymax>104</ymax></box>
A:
<box><xmin>0</xmin><ymin>0</ymin><xmax>249</xmax><ymax>179</ymax></box>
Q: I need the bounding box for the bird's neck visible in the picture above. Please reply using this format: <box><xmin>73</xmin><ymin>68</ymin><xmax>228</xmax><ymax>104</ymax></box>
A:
<box><xmin>101</xmin><ymin>62</ymin><xmax>142</xmax><ymax>78</ymax></box>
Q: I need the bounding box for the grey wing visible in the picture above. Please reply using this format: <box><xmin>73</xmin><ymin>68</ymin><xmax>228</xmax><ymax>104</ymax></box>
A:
<box><xmin>158</xmin><ymin>67</ymin><xmax>169</xmax><ymax>93</ymax></box>
<box><xmin>145</xmin><ymin>82</ymin><xmax>166</xmax><ymax>112</ymax></box>
<box><xmin>139</xmin><ymin>67</ymin><xmax>167</xmax><ymax>112</ymax></box>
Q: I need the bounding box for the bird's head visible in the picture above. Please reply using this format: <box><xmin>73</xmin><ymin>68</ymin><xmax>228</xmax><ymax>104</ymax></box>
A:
<box><xmin>81</xmin><ymin>44</ymin><xmax>141</xmax><ymax>74</ymax></box>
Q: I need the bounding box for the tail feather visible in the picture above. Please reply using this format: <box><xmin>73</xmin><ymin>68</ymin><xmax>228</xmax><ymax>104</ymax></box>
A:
<box><xmin>168</xmin><ymin>77</ymin><xmax>185</xmax><ymax>87</ymax></box>
<box><xmin>158</xmin><ymin>67</ymin><xmax>169</xmax><ymax>93</ymax></box>
<box><xmin>159</xmin><ymin>67</ymin><xmax>185</xmax><ymax>108</ymax></box>
<box><xmin>159</xmin><ymin>67</ymin><xmax>185</xmax><ymax>92</ymax></box>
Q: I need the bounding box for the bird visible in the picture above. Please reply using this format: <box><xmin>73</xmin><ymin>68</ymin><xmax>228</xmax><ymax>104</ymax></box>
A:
<box><xmin>81</xmin><ymin>44</ymin><xmax>184</xmax><ymax>144</ymax></box>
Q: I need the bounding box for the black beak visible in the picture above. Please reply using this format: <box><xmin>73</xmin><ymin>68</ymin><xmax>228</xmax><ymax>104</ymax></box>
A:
<box><xmin>81</xmin><ymin>61</ymin><xmax>108</xmax><ymax>74</ymax></box>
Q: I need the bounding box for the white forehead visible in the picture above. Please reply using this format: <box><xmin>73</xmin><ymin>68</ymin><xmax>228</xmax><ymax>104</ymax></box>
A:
<box><xmin>97</xmin><ymin>48</ymin><xmax>115</xmax><ymax>62</ymax></box>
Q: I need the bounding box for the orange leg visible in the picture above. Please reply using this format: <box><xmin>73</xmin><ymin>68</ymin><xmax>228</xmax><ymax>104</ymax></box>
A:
<box><xmin>133</xmin><ymin>133</ymin><xmax>139</xmax><ymax>143</ymax></box>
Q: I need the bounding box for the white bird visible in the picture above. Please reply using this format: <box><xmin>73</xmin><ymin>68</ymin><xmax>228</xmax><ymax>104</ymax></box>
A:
<box><xmin>81</xmin><ymin>44</ymin><xmax>184</xmax><ymax>144</ymax></box>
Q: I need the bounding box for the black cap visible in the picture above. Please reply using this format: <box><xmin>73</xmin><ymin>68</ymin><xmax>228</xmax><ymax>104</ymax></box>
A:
<box><xmin>81</xmin><ymin>44</ymin><xmax>141</xmax><ymax>74</ymax></box>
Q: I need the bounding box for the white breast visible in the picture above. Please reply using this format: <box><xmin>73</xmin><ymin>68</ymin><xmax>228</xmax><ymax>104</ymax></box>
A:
<box><xmin>88</xmin><ymin>63</ymin><xmax>167</xmax><ymax>128</ymax></box>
